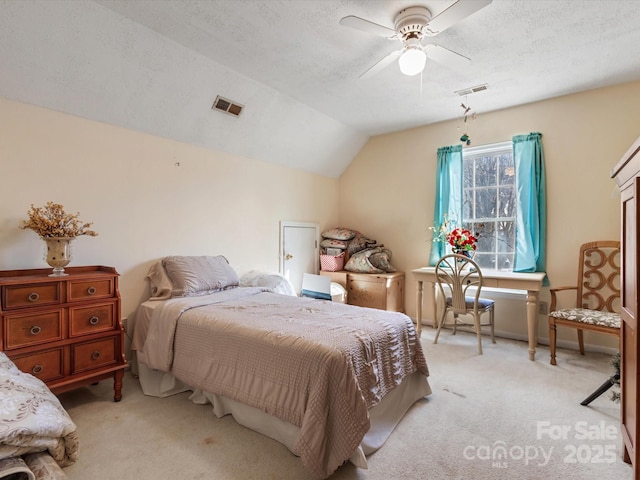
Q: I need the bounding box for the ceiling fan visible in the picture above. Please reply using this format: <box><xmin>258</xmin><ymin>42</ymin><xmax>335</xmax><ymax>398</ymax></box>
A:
<box><xmin>339</xmin><ymin>0</ymin><xmax>492</xmax><ymax>79</ymax></box>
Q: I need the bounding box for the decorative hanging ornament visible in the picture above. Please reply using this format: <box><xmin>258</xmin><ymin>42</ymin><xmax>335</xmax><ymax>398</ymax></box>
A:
<box><xmin>458</xmin><ymin>100</ymin><xmax>476</xmax><ymax>145</ymax></box>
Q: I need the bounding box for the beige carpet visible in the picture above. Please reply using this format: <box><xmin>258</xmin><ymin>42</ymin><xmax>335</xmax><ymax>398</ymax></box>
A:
<box><xmin>59</xmin><ymin>328</ymin><xmax>633</xmax><ymax>479</ymax></box>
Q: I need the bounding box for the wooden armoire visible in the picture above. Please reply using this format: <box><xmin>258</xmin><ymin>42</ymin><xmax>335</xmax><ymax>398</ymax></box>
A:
<box><xmin>611</xmin><ymin>135</ymin><xmax>640</xmax><ymax>478</ymax></box>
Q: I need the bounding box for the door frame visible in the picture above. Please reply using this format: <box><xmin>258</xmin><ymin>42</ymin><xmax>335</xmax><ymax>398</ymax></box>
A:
<box><xmin>279</xmin><ymin>221</ymin><xmax>320</xmax><ymax>276</ymax></box>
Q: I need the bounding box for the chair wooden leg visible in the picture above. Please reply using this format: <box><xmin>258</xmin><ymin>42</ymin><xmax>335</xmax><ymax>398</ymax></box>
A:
<box><xmin>474</xmin><ymin>313</ymin><xmax>483</xmax><ymax>355</ymax></box>
<box><xmin>490</xmin><ymin>307</ymin><xmax>496</xmax><ymax>344</ymax></box>
<box><xmin>577</xmin><ymin>329</ymin><xmax>585</xmax><ymax>355</ymax></box>
<box><xmin>434</xmin><ymin>310</ymin><xmax>447</xmax><ymax>345</ymax></box>
<box><xmin>549</xmin><ymin>318</ymin><xmax>557</xmax><ymax>365</ymax></box>
<box><xmin>452</xmin><ymin>313</ymin><xmax>458</xmax><ymax>335</ymax></box>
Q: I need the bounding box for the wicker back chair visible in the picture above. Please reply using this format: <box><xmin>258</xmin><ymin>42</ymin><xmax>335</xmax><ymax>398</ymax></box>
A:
<box><xmin>433</xmin><ymin>254</ymin><xmax>495</xmax><ymax>354</ymax></box>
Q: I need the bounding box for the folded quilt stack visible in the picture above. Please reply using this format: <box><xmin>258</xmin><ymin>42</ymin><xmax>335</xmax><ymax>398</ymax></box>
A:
<box><xmin>320</xmin><ymin>227</ymin><xmax>396</xmax><ymax>274</ymax></box>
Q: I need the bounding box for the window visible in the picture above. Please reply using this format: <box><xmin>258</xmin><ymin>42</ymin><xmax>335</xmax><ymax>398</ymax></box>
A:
<box><xmin>430</xmin><ymin>133</ymin><xmax>544</xmax><ymax>273</ymax></box>
<box><xmin>462</xmin><ymin>141</ymin><xmax>515</xmax><ymax>271</ymax></box>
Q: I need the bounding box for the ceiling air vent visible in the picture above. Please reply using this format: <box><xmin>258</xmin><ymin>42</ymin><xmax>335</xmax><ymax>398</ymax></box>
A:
<box><xmin>212</xmin><ymin>95</ymin><xmax>243</xmax><ymax>117</ymax></box>
<box><xmin>454</xmin><ymin>84</ymin><xmax>488</xmax><ymax>96</ymax></box>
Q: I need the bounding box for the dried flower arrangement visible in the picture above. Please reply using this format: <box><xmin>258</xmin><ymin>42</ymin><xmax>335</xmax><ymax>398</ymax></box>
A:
<box><xmin>21</xmin><ymin>202</ymin><xmax>98</xmax><ymax>238</ymax></box>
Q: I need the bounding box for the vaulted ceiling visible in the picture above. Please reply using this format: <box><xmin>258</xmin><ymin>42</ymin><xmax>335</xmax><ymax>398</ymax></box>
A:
<box><xmin>2</xmin><ymin>0</ymin><xmax>640</xmax><ymax>177</ymax></box>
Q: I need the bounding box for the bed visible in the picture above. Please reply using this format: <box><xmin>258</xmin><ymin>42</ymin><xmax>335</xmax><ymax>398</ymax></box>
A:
<box><xmin>0</xmin><ymin>352</ymin><xmax>78</xmax><ymax>480</ymax></box>
<box><xmin>131</xmin><ymin>256</ymin><xmax>430</xmax><ymax>479</ymax></box>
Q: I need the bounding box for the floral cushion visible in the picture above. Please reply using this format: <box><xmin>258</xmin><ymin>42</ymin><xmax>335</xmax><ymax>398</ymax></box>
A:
<box><xmin>344</xmin><ymin>246</ymin><xmax>397</xmax><ymax>274</ymax></box>
<box><xmin>344</xmin><ymin>247</ymin><xmax>383</xmax><ymax>273</ymax></box>
<box><xmin>320</xmin><ymin>238</ymin><xmax>349</xmax><ymax>250</ymax></box>
<box><xmin>549</xmin><ymin>308</ymin><xmax>621</xmax><ymax>329</ymax></box>
<box><xmin>347</xmin><ymin>233</ymin><xmax>378</xmax><ymax>256</ymax></box>
<box><xmin>321</xmin><ymin>228</ymin><xmax>359</xmax><ymax>241</ymax></box>
<box><xmin>369</xmin><ymin>249</ymin><xmax>396</xmax><ymax>273</ymax></box>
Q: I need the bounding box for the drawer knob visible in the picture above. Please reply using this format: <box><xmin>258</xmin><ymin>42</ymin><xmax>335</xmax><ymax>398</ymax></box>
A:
<box><xmin>30</xmin><ymin>325</ymin><xmax>42</xmax><ymax>335</ymax></box>
<box><xmin>91</xmin><ymin>351</ymin><xmax>101</xmax><ymax>360</ymax></box>
<box><xmin>27</xmin><ymin>292</ymin><xmax>40</xmax><ymax>302</ymax></box>
<box><xmin>89</xmin><ymin>316</ymin><xmax>100</xmax><ymax>325</ymax></box>
<box><xmin>32</xmin><ymin>364</ymin><xmax>43</xmax><ymax>375</ymax></box>
<box><xmin>87</xmin><ymin>287</ymin><xmax>97</xmax><ymax>295</ymax></box>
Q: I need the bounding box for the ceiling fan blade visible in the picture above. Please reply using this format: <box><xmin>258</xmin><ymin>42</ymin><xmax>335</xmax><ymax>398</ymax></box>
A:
<box><xmin>425</xmin><ymin>0</ymin><xmax>493</xmax><ymax>36</ymax></box>
<box><xmin>339</xmin><ymin>15</ymin><xmax>397</xmax><ymax>39</ymax></box>
<box><xmin>424</xmin><ymin>44</ymin><xmax>470</xmax><ymax>69</ymax></box>
<box><xmin>359</xmin><ymin>50</ymin><xmax>402</xmax><ymax>79</ymax></box>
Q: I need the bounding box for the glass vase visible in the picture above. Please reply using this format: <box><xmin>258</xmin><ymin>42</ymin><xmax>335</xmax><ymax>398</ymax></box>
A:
<box><xmin>42</xmin><ymin>237</ymin><xmax>73</xmax><ymax>277</ymax></box>
<box><xmin>453</xmin><ymin>249</ymin><xmax>474</xmax><ymax>261</ymax></box>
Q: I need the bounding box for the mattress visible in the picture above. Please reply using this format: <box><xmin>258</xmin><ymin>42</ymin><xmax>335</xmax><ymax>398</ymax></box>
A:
<box><xmin>131</xmin><ymin>290</ymin><xmax>430</xmax><ymax>477</ymax></box>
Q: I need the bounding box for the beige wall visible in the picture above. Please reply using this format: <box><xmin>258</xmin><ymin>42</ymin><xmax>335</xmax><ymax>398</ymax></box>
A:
<box><xmin>0</xmin><ymin>97</ymin><xmax>340</xmax><ymax>322</ymax></box>
<box><xmin>339</xmin><ymin>80</ymin><xmax>640</xmax><ymax>353</ymax></box>
<box><xmin>3</xmin><ymin>80</ymin><xmax>638</xmax><ymax>357</ymax></box>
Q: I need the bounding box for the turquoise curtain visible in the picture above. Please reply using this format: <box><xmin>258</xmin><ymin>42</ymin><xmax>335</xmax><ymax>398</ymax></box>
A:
<box><xmin>512</xmin><ymin>132</ymin><xmax>547</xmax><ymax>279</ymax></box>
<box><xmin>428</xmin><ymin>145</ymin><xmax>463</xmax><ymax>266</ymax></box>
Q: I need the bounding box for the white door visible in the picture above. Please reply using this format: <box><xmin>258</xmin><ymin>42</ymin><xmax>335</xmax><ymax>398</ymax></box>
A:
<box><xmin>280</xmin><ymin>221</ymin><xmax>319</xmax><ymax>294</ymax></box>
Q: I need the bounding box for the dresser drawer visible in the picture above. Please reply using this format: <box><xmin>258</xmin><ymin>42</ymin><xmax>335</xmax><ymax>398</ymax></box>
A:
<box><xmin>68</xmin><ymin>279</ymin><xmax>114</xmax><ymax>302</ymax></box>
<box><xmin>2</xmin><ymin>283</ymin><xmax>61</xmax><ymax>310</ymax></box>
<box><xmin>72</xmin><ymin>337</ymin><xmax>117</xmax><ymax>374</ymax></box>
<box><xmin>12</xmin><ymin>348</ymin><xmax>64</xmax><ymax>383</ymax></box>
<box><xmin>69</xmin><ymin>302</ymin><xmax>116</xmax><ymax>337</ymax></box>
<box><xmin>3</xmin><ymin>310</ymin><xmax>64</xmax><ymax>349</ymax></box>
<box><xmin>0</xmin><ymin>266</ymin><xmax>126</xmax><ymax>401</ymax></box>
<box><xmin>347</xmin><ymin>272</ymin><xmax>405</xmax><ymax>312</ymax></box>
<box><xmin>348</xmin><ymin>279</ymin><xmax>387</xmax><ymax>310</ymax></box>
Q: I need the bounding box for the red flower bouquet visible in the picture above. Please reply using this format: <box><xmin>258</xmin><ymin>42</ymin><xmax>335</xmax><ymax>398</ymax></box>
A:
<box><xmin>446</xmin><ymin>227</ymin><xmax>478</xmax><ymax>253</ymax></box>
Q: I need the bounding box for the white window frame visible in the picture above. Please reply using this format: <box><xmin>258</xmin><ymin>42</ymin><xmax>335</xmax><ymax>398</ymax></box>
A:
<box><xmin>462</xmin><ymin>141</ymin><xmax>515</xmax><ymax>271</ymax></box>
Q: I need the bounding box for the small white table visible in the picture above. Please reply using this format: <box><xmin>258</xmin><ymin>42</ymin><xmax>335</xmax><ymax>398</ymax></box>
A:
<box><xmin>412</xmin><ymin>267</ymin><xmax>546</xmax><ymax>361</ymax></box>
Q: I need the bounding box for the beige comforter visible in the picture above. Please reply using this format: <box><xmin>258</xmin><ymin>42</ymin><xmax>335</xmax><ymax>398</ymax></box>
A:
<box><xmin>141</xmin><ymin>288</ymin><xmax>428</xmax><ymax>478</ymax></box>
<box><xmin>0</xmin><ymin>353</ymin><xmax>78</xmax><ymax>474</ymax></box>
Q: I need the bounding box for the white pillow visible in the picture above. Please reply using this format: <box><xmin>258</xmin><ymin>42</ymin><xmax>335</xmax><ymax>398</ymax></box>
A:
<box><xmin>239</xmin><ymin>270</ymin><xmax>296</xmax><ymax>296</ymax></box>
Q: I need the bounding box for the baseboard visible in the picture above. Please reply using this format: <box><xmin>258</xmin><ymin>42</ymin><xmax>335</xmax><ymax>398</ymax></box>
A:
<box><xmin>415</xmin><ymin>320</ymin><xmax>619</xmax><ymax>356</ymax></box>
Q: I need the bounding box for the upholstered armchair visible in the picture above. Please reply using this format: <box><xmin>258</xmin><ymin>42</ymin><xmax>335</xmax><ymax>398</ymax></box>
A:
<box><xmin>548</xmin><ymin>241</ymin><xmax>621</xmax><ymax>365</ymax></box>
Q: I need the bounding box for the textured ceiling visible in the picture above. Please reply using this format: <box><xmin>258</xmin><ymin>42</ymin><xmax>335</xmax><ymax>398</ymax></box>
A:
<box><xmin>2</xmin><ymin>0</ymin><xmax>640</xmax><ymax>177</ymax></box>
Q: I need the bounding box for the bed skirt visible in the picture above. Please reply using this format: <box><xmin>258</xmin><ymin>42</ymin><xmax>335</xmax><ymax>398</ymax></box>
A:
<box><xmin>136</xmin><ymin>359</ymin><xmax>430</xmax><ymax>468</ymax></box>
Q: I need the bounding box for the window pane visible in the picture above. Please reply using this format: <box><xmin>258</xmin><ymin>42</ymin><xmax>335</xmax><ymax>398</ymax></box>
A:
<box><xmin>464</xmin><ymin>189</ymin><xmax>473</xmax><ymax>219</ymax></box>
<box><xmin>474</xmin><ymin>253</ymin><xmax>496</xmax><ymax>270</ymax></box>
<box><xmin>475</xmin><ymin>188</ymin><xmax>497</xmax><ymax>218</ymax></box>
<box><xmin>498</xmin><ymin>221</ymin><xmax>515</xmax><ymax>253</ymax></box>
<box><xmin>463</xmin><ymin>159</ymin><xmax>474</xmax><ymax>188</ymax></box>
<box><xmin>476</xmin><ymin>222</ymin><xmax>495</xmax><ymax>251</ymax></box>
<box><xmin>461</xmin><ymin>143</ymin><xmax>515</xmax><ymax>270</ymax></box>
<box><xmin>499</xmin><ymin>187</ymin><xmax>515</xmax><ymax>217</ymax></box>
<box><xmin>498</xmin><ymin>254</ymin><xmax>514</xmax><ymax>270</ymax></box>
<box><xmin>499</xmin><ymin>154</ymin><xmax>515</xmax><ymax>185</ymax></box>
<box><xmin>474</xmin><ymin>156</ymin><xmax>497</xmax><ymax>187</ymax></box>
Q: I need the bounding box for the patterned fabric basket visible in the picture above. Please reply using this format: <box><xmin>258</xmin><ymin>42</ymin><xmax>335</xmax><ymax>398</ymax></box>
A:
<box><xmin>320</xmin><ymin>252</ymin><xmax>345</xmax><ymax>272</ymax></box>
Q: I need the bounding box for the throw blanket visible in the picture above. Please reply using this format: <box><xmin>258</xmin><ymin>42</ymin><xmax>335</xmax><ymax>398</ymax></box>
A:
<box><xmin>141</xmin><ymin>288</ymin><xmax>428</xmax><ymax>478</ymax></box>
<box><xmin>0</xmin><ymin>353</ymin><xmax>78</xmax><ymax>479</ymax></box>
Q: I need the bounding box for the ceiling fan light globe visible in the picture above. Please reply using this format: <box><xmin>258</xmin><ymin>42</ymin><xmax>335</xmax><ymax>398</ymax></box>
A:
<box><xmin>398</xmin><ymin>48</ymin><xmax>426</xmax><ymax>76</ymax></box>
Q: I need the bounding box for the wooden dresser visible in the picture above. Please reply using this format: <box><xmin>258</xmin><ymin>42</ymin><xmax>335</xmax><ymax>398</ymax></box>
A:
<box><xmin>611</xmin><ymin>135</ymin><xmax>640</xmax><ymax>478</ymax></box>
<box><xmin>320</xmin><ymin>270</ymin><xmax>405</xmax><ymax>312</ymax></box>
<box><xmin>0</xmin><ymin>265</ymin><xmax>127</xmax><ymax>401</ymax></box>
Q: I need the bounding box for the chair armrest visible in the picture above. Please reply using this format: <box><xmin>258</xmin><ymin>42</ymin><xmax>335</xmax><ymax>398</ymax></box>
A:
<box><xmin>549</xmin><ymin>286</ymin><xmax>577</xmax><ymax>311</ymax></box>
